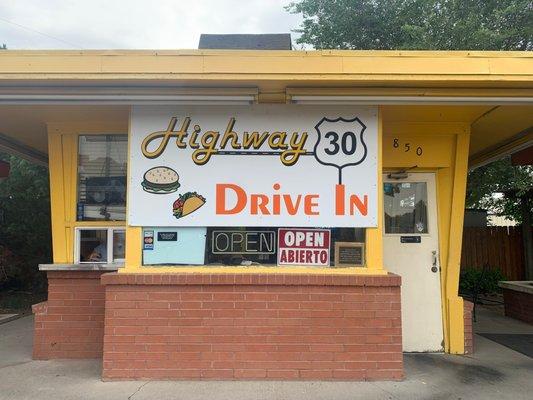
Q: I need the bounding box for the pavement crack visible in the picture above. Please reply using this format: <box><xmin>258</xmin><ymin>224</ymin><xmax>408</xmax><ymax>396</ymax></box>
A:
<box><xmin>128</xmin><ymin>381</ymin><xmax>149</xmax><ymax>400</ymax></box>
<box><xmin>368</xmin><ymin>382</ymin><xmax>399</xmax><ymax>400</ymax></box>
<box><xmin>0</xmin><ymin>360</ymin><xmax>33</xmax><ymax>370</ymax></box>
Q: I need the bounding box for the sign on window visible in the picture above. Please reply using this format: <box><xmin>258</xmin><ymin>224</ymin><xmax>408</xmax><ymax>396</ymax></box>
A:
<box><xmin>277</xmin><ymin>228</ymin><xmax>331</xmax><ymax>267</ymax></box>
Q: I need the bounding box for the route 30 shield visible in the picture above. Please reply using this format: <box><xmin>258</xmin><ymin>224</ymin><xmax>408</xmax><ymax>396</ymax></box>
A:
<box><xmin>313</xmin><ymin>117</ymin><xmax>367</xmax><ymax>184</ymax></box>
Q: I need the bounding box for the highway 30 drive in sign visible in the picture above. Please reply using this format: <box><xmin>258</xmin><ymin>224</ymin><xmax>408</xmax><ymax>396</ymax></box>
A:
<box><xmin>128</xmin><ymin>104</ymin><xmax>378</xmax><ymax>227</ymax></box>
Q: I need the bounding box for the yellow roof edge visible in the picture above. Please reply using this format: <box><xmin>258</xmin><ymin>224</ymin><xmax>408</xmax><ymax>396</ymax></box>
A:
<box><xmin>0</xmin><ymin>49</ymin><xmax>531</xmax><ymax>57</ymax></box>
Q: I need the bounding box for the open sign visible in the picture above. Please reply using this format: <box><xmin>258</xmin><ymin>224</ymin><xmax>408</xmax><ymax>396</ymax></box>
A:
<box><xmin>211</xmin><ymin>230</ymin><xmax>276</xmax><ymax>254</ymax></box>
<box><xmin>277</xmin><ymin>228</ymin><xmax>331</xmax><ymax>267</ymax></box>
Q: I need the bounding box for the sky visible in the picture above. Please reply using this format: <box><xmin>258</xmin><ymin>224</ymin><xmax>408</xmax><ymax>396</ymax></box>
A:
<box><xmin>0</xmin><ymin>0</ymin><xmax>303</xmax><ymax>49</ymax></box>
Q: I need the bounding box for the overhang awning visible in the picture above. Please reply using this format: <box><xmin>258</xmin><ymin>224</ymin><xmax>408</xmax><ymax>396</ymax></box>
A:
<box><xmin>0</xmin><ymin>50</ymin><xmax>531</xmax><ymax>166</ymax></box>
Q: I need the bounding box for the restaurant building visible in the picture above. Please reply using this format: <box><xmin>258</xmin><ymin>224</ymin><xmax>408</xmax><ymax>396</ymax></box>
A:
<box><xmin>0</xmin><ymin>42</ymin><xmax>532</xmax><ymax>380</ymax></box>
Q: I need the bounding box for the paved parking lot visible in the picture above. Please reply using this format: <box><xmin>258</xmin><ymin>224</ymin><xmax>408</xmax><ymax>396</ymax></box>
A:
<box><xmin>0</xmin><ymin>310</ymin><xmax>532</xmax><ymax>400</ymax></box>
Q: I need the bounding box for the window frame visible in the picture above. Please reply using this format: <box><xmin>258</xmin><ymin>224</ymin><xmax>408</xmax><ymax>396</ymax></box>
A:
<box><xmin>73</xmin><ymin>226</ymin><xmax>126</xmax><ymax>264</ymax></box>
<box><xmin>383</xmin><ymin>178</ymin><xmax>432</xmax><ymax>237</ymax></box>
<box><xmin>75</xmin><ymin>133</ymin><xmax>128</xmax><ymax>223</ymax></box>
<box><xmin>72</xmin><ymin>131</ymin><xmax>128</xmax><ymax>265</ymax></box>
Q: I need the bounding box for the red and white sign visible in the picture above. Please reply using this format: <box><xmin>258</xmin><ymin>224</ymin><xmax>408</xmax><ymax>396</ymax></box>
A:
<box><xmin>277</xmin><ymin>228</ymin><xmax>330</xmax><ymax>266</ymax></box>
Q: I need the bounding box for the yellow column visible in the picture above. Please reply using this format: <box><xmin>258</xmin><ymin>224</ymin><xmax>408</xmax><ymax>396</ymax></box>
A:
<box><xmin>444</xmin><ymin>131</ymin><xmax>470</xmax><ymax>353</ymax></box>
<box><xmin>47</xmin><ymin>129</ymin><xmax>68</xmax><ymax>263</ymax></box>
<box><xmin>365</xmin><ymin>107</ymin><xmax>384</xmax><ymax>272</ymax></box>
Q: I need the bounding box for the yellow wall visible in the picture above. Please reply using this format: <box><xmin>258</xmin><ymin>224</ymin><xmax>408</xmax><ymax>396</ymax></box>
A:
<box><xmin>47</xmin><ymin>121</ymin><xmax>128</xmax><ymax>263</ymax></box>
<box><xmin>122</xmin><ymin>106</ymin><xmax>386</xmax><ymax>276</ymax></box>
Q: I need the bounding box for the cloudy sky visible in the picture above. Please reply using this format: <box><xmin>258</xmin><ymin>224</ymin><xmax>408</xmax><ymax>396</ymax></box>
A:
<box><xmin>0</xmin><ymin>0</ymin><xmax>303</xmax><ymax>49</ymax></box>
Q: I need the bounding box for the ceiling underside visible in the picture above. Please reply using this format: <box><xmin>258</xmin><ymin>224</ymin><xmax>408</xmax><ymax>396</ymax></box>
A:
<box><xmin>0</xmin><ymin>103</ymin><xmax>531</xmax><ymax>168</ymax></box>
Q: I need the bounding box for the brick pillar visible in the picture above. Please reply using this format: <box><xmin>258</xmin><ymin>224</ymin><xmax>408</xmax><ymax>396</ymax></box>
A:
<box><xmin>32</xmin><ymin>271</ymin><xmax>107</xmax><ymax>359</ymax></box>
<box><xmin>463</xmin><ymin>300</ymin><xmax>474</xmax><ymax>354</ymax></box>
<box><xmin>102</xmin><ymin>273</ymin><xmax>402</xmax><ymax>381</ymax></box>
<box><xmin>502</xmin><ymin>288</ymin><xmax>533</xmax><ymax>324</ymax></box>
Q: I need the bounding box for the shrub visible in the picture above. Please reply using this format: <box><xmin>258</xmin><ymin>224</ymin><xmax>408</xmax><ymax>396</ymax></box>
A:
<box><xmin>459</xmin><ymin>268</ymin><xmax>506</xmax><ymax>296</ymax></box>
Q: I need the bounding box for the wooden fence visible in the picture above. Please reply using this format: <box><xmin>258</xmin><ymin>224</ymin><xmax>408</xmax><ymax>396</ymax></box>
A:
<box><xmin>461</xmin><ymin>226</ymin><xmax>525</xmax><ymax>280</ymax></box>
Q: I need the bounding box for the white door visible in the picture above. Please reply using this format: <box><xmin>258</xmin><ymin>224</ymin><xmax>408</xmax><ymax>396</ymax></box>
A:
<box><xmin>383</xmin><ymin>173</ymin><xmax>444</xmax><ymax>352</ymax></box>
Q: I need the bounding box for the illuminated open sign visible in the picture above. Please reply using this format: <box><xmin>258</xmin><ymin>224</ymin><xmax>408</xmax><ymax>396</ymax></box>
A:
<box><xmin>211</xmin><ymin>230</ymin><xmax>276</xmax><ymax>254</ymax></box>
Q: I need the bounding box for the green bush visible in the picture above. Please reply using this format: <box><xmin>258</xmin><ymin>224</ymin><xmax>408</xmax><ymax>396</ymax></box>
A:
<box><xmin>459</xmin><ymin>268</ymin><xmax>506</xmax><ymax>296</ymax></box>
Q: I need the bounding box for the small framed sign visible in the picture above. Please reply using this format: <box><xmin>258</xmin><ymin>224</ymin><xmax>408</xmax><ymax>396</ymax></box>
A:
<box><xmin>334</xmin><ymin>242</ymin><xmax>364</xmax><ymax>268</ymax></box>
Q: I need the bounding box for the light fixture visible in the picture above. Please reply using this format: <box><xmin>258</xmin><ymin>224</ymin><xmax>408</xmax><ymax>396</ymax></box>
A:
<box><xmin>291</xmin><ymin>95</ymin><xmax>533</xmax><ymax>105</ymax></box>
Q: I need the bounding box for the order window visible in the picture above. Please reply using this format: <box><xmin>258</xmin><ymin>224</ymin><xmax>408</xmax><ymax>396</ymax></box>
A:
<box><xmin>74</xmin><ymin>227</ymin><xmax>126</xmax><ymax>264</ymax></box>
<box><xmin>77</xmin><ymin>134</ymin><xmax>128</xmax><ymax>221</ymax></box>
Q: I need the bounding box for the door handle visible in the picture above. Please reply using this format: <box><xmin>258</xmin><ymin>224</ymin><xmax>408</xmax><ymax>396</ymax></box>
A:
<box><xmin>431</xmin><ymin>250</ymin><xmax>438</xmax><ymax>273</ymax></box>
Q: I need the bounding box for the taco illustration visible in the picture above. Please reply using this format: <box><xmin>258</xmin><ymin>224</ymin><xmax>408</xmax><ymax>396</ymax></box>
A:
<box><xmin>142</xmin><ymin>166</ymin><xmax>180</xmax><ymax>194</ymax></box>
<box><xmin>172</xmin><ymin>192</ymin><xmax>206</xmax><ymax>219</ymax></box>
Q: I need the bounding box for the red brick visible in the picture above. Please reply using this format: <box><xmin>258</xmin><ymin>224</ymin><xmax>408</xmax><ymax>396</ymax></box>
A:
<box><xmin>333</xmin><ymin>370</ymin><xmax>366</xmax><ymax>379</ymax></box>
<box><xmin>234</xmin><ymin>369</ymin><xmax>267</xmax><ymax>378</ymax></box>
<box><xmin>300</xmin><ymin>370</ymin><xmax>333</xmax><ymax>379</ymax></box>
<box><xmin>267</xmin><ymin>369</ymin><xmax>299</xmax><ymax>379</ymax></box>
<box><xmin>96</xmin><ymin>272</ymin><xmax>402</xmax><ymax>381</ymax></box>
<box><xmin>32</xmin><ymin>271</ymin><xmax>107</xmax><ymax>360</ymax></box>
<box><xmin>201</xmin><ymin>369</ymin><xmax>234</xmax><ymax>379</ymax></box>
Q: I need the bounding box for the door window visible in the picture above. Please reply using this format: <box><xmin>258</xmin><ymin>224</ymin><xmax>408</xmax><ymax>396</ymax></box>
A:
<box><xmin>384</xmin><ymin>182</ymin><xmax>428</xmax><ymax>234</ymax></box>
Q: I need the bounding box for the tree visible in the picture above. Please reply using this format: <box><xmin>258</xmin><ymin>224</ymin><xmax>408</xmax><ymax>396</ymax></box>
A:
<box><xmin>287</xmin><ymin>0</ymin><xmax>533</xmax><ymax>222</ymax></box>
<box><xmin>0</xmin><ymin>153</ymin><xmax>51</xmax><ymax>290</ymax></box>
<box><xmin>287</xmin><ymin>0</ymin><xmax>533</xmax><ymax>278</ymax></box>
<box><xmin>466</xmin><ymin>158</ymin><xmax>532</xmax><ymax>223</ymax></box>
<box><xmin>286</xmin><ymin>0</ymin><xmax>533</xmax><ymax>50</ymax></box>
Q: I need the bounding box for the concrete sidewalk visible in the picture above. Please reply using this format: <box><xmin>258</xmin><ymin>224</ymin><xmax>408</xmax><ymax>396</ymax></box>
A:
<box><xmin>0</xmin><ymin>314</ymin><xmax>532</xmax><ymax>400</ymax></box>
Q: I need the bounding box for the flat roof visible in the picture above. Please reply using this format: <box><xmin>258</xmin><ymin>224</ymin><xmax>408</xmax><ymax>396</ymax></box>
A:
<box><xmin>0</xmin><ymin>50</ymin><xmax>531</xmax><ymax>87</ymax></box>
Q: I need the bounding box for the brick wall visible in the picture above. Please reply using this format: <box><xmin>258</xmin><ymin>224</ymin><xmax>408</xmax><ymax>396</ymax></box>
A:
<box><xmin>463</xmin><ymin>300</ymin><xmax>474</xmax><ymax>354</ymax></box>
<box><xmin>502</xmin><ymin>288</ymin><xmax>533</xmax><ymax>324</ymax></box>
<box><xmin>32</xmin><ymin>271</ymin><xmax>107</xmax><ymax>359</ymax></box>
<box><xmin>102</xmin><ymin>273</ymin><xmax>402</xmax><ymax>381</ymax></box>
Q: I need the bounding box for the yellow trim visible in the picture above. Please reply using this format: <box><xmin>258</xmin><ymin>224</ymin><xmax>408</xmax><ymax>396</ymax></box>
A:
<box><xmin>1</xmin><ymin>51</ymin><xmax>531</xmax><ymax>88</ymax></box>
<box><xmin>65</xmin><ymin>221</ymin><xmax>125</xmax><ymax>227</ymax></box>
<box><xmin>443</xmin><ymin>132</ymin><xmax>470</xmax><ymax>354</ymax></box>
<box><xmin>47</xmin><ymin>129</ymin><xmax>68</xmax><ymax>262</ymax></box>
<box><xmin>287</xmin><ymin>87</ymin><xmax>533</xmax><ymax>98</ymax></box>
<box><xmin>365</xmin><ymin>107</ymin><xmax>384</xmax><ymax>271</ymax></box>
<box><xmin>120</xmin><ymin>265</ymin><xmax>388</xmax><ymax>275</ymax></box>
<box><xmin>125</xmin><ymin>107</ymin><xmax>143</xmax><ymax>270</ymax></box>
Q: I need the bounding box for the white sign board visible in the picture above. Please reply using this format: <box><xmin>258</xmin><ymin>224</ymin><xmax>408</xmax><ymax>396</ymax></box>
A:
<box><xmin>129</xmin><ymin>105</ymin><xmax>377</xmax><ymax>227</ymax></box>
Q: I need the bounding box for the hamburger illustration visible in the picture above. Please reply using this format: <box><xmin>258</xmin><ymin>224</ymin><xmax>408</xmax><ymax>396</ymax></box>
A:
<box><xmin>173</xmin><ymin>192</ymin><xmax>206</xmax><ymax>219</ymax></box>
<box><xmin>142</xmin><ymin>166</ymin><xmax>180</xmax><ymax>194</ymax></box>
